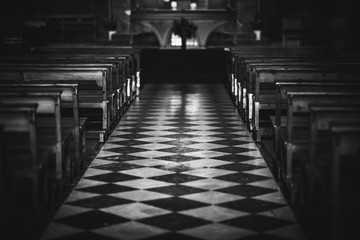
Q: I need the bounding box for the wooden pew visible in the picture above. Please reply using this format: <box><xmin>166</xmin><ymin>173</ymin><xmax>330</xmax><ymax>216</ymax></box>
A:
<box><xmin>249</xmin><ymin>65</ymin><xmax>360</xmax><ymax>141</ymax></box>
<box><xmin>279</xmin><ymin>91</ymin><xmax>360</xmax><ymax>204</ymax></box>
<box><xmin>0</xmin><ymin>62</ymin><xmax>122</xmax><ymax>125</ymax></box>
<box><xmin>0</xmin><ymin>82</ymin><xmax>87</xmax><ymax>177</ymax></box>
<box><xmin>0</xmin><ymin>91</ymin><xmax>74</xmax><ymax>191</ymax></box>
<box><xmin>328</xmin><ymin>123</ymin><xmax>360</xmax><ymax>240</ymax></box>
<box><xmin>0</xmin><ymin>55</ymin><xmax>135</xmax><ymax>120</ymax></box>
<box><xmin>306</xmin><ymin>105</ymin><xmax>360</xmax><ymax>212</ymax></box>
<box><xmin>0</xmin><ymin>103</ymin><xmax>51</xmax><ymax>219</ymax></box>
<box><xmin>231</xmin><ymin>48</ymin><xmax>360</xmax><ymax>110</ymax></box>
<box><xmin>273</xmin><ymin>82</ymin><xmax>360</xmax><ymax>158</ymax></box>
<box><xmin>0</xmin><ymin>68</ymin><xmax>111</xmax><ymax>142</ymax></box>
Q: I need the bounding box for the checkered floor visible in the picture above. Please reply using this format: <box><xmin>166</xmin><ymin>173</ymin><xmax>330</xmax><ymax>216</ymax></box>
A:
<box><xmin>40</xmin><ymin>84</ymin><xmax>307</xmax><ymax>240</ymax></box>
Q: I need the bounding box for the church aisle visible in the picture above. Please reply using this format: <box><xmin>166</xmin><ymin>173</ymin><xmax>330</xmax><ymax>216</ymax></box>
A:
<box><xmin>41</xmin><ymin>84</ymin><xmax>307</xmax><ymax>240</ymax></box>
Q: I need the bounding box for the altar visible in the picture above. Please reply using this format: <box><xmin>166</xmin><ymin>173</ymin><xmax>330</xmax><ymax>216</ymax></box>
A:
<box><xmin>130</xmin><ymin>9</ymin><xmax>237</xmax><ymax>48</ymax></box>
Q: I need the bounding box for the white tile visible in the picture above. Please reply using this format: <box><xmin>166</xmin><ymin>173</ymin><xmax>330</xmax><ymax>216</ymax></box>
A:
<box><xmin>259</xmin><ymin>206</ymin><xmax>297</xmax><ymax>221</ymax></box>
<box><xmin>53</xmin><ymin>205</ymin><xmax>91</xmax><ymax>219</ymax></box>
<box><xmin>181</xmin><ymin>179</ymin><xmax>238</xmax><ymax>190</ymax></box>
<box><xmin>124</xmin><ymin>159</ymin><xmax>182</xmax><ymax>168</ymax></box>
<box><xmin>135</xmin><ymin>136</ymin><xmax>175</xmax><ymax>143</ymax></box>
<box><xmin>101</xmin><ymin>202</ymin><xmax>170</xmax><ymax>220</ymax></box>
<box><xmin>89</xmin><ymin>159</ymin><xmax>114</xmax><ymax>167</ymax></box>
<box><xmin>93</xmin><ymin>222</ymin><xmax>168</xmax><ymax>240</ymax></box>
<box><xmin>248</xmin><ymin>178</ymin><xmax>279</xmax><ymax>190</ymax></box>
<box><xmin>64</xmin><ymin>191</ymin><xmax>100</xmax><ymax>203</ymax></box>
<box><xmin>244</xmin><ymin>168</ymin><xmax>274</xmax><ymax>178</ymax></box>
<box><xmin>129</xmin><ymin>151</ymin><xmax>176</xmax><ymax>159</ymax></box>
<box><xmin>73</xmin><ymin>179</ymin><xmax>105</xmax><ymax>189</ymax></box>
<box><xmin>40</xmin><ymin>222</ymin><xmax>83</xmax><ymax>240</ymax></box>
<box><xmin>265</xmin><ymin>224</ymin><xmax>307</xmax><ymax>240</ymax></box>
<box><xmin>187</xmin><ymin>143</ymin><xmax>226</xmax><ymax>150</ymax></box>
<box><xmin>120</xmin><ymin>167</ymin><xmax>174</xmax><ymax>178</ymax></box>
<box><xmin>182</xmin><ymin>168</ymin><xmax>236</xmax><ymax>178</ymax></box>
<box><xmin>180</xmin><ymin>223</ymin><xmax>255</xmax><ymax>240</ymax></box>
<box><xmin>180</xmin><ymin>191</ymin><xmax>244</xmax><ymax>204</ymax></box>
<box><xmin>253</xmin><ymin>191</ymin><xmax>287</xmax><ymax>204</ymax></box>
<box><xmin>187</xmin><ymin>136</ymin><xmax>223</xmax><ymax>143</ymax></box>
<box><xmin>115</xmin><ymin>179</ymin><xmax>174</xmax><ymax>189</ymax></box>
<box><xmin>180</xmin><ymin>205</ymin><xmax>248</xmax><ymax>222</ymax></box>
<box><xmin>82</xmin><ymin>168</ymin><xmax>112</xmax><ymax>177</ymax></box>
<box><xmin>183</xmin><ymin>151</ymin><xmax>229</xmax><ymax>159</ymax></box>
<box><xmin>183</xmin><ymin>159</ymin><xmax>232</xmax><ymax>169</ymax></box>
<box><xmin>133</xmin><ymin>143</ymin><xmax>174</xmax><ymax>150</ymax></box>
<box><xmin>109</xmin><ymin>190</ymin><xmax>172</xmax><ymax>202</ymax></box>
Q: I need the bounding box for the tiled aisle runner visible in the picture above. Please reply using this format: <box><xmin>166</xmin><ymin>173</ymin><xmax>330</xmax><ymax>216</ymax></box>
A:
<box><xmin>41</xmin><ymin>84</ymin><xmax>306</xmax><ymax>240</ymax></box>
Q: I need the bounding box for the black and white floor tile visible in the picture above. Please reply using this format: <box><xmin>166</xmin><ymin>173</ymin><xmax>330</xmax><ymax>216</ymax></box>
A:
<box><xmin>40</xmin><ymin>84</ymin><xmax>307</xmax><ymax>240</ymax></box>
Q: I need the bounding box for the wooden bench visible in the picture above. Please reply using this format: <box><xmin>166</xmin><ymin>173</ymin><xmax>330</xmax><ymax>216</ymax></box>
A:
<box><xmin>306</xmin><ymin>105</ymin><xmax>360</xmax><ymax>210</ymax></box>
<box><xmin>0</xmin><ymin>68</ymin><xmax>111</xmax><ymax>142</ymax></box>
<box><xmin>0</xmin><ymin>103</ymin><xmax>52</xmax><ymax>219</ymax></box>
<box><xmin>0</xmin><ymin>82</ymin><xmax>87</xmax><ymax>177</ymax></box>
<box><xmin>279</xmin><ymin>91</ymin><xmax>360</xmax><ymax>204</ymax></box>
<box><xmin>231</xmin><ymin>48</ymin><xmax>360</xmax><ymax>108</ymax></box>
<box><xmin>0</xmin><ymin>62</ymin><xmax>122</xmax><ymax>124</ymax></box>
<box><xmin>249</xmin><ymin>65</ymin><xmax>360</xmax><ymax>141</ymax></box>
<box><xmin>0</xmin><ymin>91</ymin><xmax>74</xmax><ymax>189</ymax></box>
<box><xmin>273</xmin><ymin>82</ymin><xmax>360</xmax><ymax>158</ymax></box>
<box><xmin>327</xmin><ymin>123</ymin><xmax>360</xmax><ymax>239</ymax></box>
<box><xmin>0</xmin><ymin>55</ymin><xmax>135</xmax><ymax>120</ymax></box>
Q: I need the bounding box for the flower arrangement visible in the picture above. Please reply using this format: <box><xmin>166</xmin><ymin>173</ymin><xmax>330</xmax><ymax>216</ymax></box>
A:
<box><xmin>171</xmin><ymin>17</ymin><xmax>198</xmax><ymax>49</ymax></box>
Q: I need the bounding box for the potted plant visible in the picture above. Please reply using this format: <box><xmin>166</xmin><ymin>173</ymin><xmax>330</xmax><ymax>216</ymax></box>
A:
<box><xmin>251</xmin><ymin>14</ymin><xmax>265</xmax><ymax>40</ymax></box>
<box><xmin>171</xmin><ymin>17</ymin><xmax>197</xmax><ymax>50</ymax></box>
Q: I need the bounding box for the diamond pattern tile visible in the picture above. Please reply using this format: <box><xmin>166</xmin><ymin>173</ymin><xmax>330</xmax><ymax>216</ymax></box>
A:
<box><xmin>40</xmin><ymin>84</ymin><xmax>307</xmax><ymax>240</ymax></box>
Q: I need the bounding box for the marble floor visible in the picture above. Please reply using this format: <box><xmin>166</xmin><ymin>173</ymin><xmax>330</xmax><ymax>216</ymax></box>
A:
<box><xmin>40</xmin><ymin>84</ymin><xmax>307</xmax><ymax>240</ymax></box>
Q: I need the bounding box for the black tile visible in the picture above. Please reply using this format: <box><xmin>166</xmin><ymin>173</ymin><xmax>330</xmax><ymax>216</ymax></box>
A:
<box><xmin>111</xmin><ymin>133</ymin><xmax>150</xmax><ymax>139</ymax></box>
<box><xmin>212</xmin><ymin>140</ymin><xmax>253</xmax><ymax>146</ymax></box>
<box><xmin>144</xmin><ymin>197</ymin><xmax>209</xmax><ymax>211</ymax></box>
<box><xmin>67</xmin><ymin>195</ymin><xmax>133</xmax><ymax>209</ymax></box>
<box><xmin>92</xmin><ymin>163</ymin><xmax>143</xmax><ymax>171</ymax></box>
<box><xmin>213</xmin><ymin>147</ymin><xmax>252</xmax><ymax>154</ymax></box>
<box><xmin>160</xmin><ymin>147</ymin><xmax>200</xmax><ymax>154</ymax></box>
<box><xmin>156</xmin><ymin>154</ymin><xmax>202</xmax><ymax>162</ymax></box>
<box><xmin>211</xmin><ymin>133</ymin><xmax>243</xmax><ymax>138</ymax></box>
<box><xmin>104</xmin><ymin>147</ymin><xmax>148</xmax><ymax>154</ymax></box>
<box><xmin>219</xmin><ymin>198</ymin><xmax>285</xmax><ymax>213</ymax></box>
<box><xmin>163</xmin><ymin>134</ymin><xmax>198</xmax><ymax>139</ymax></box>
<box><xmin>221</xmin><ymin>214</ymin><xmax>293</xmax><ymax>232</ymax></box>
<box><xmin>215</xmin><ymin>163</ymin><xmax>265</xmax><ymax>172</ymax></box>
<box><xmin>214</xmin><ymin>154</ymin><xmax>260</xmax><ymax>162</ymax></box>
<box><xmin>156</xmin><ymin>164</ymin><xmax>195</xmax><ymax>173</ymax></box>
<box><xmin>240</xmin><ymin>234</ymin><xmax>289</xmax><ymax>240</ymax></box>
<box><xmin>97</xmin><ymin>155</ymin><xmax>147</xmax><ymax>161</ymax></box>
<box><xmin>161</xmin><ymin>139</ymin><xmax>198</xmax><ymax>146</ymax></box>
<box><xmin>148</xmin><ymin>185</ymin><xmax>206</xmax><ymax>196</ymax></box>
<box><xmin>56</xmin><ymin>210</ymin><xmax>128</xmax><ymax>229</ymax></box>
<box><xmin>217</xmin><ymin>184</ymin><xmax>277</xmax><ymax>197</ymax></box>
<box><xmin>215</xmin><ymin>172</ymin><xmax>270</xmax><ymax>184</ymax></box>
<box><xmin>50</xmin><ymin>232</ymin><xmax>117</xmax><ymax>240</ymax></box>
<box><xmin>109</xmin><ymin>139</ymin><xmax>148</xmax><ymax>146</ymax></box>
<box><xmin>85</xmin><ymin>172</ymin><xmax>141</xmax><ymax>183</ymax></box>
<box><xmin>207</xmin><ymin>123</ymin><xmax>239</xmax><ymax>128</ymax></box>
<box><xmin>76</xmin><ymin>184</ymin><xmax>136</xmax><ymax>194</ymax></box>
<box><xmin>145</xmin><ymin>232</ymin><xmax>202</xmax><ymax>240</ymax></box>
<box><xmin>165</xmin><ymin>123</ymin><xmax>195</xmax><ymax>128</ymax></box>
<box><xmin>138</xmin><ymin>212</ymin><xmax>211</xmax><ymax>231</ymax></box>
<box><xmin>166</xmin><ymin>127</ymin><xmax>197</xmax><ymax>133</ymax></box>
<box><xmin>150</xmin><ymin>173</ymin><xmax>205</xmax><ymax>184</ymax></box>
